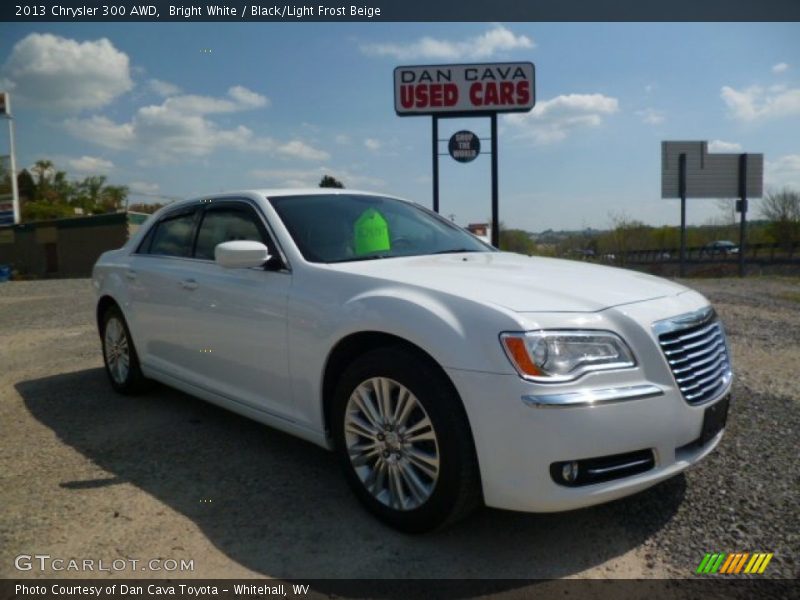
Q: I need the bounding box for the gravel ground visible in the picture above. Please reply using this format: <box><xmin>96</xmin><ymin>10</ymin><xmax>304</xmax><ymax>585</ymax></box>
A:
<box><xmin>635</xmin><ymin>277</ymin><xmax>800</xmax><ymax>579</ymax></box>
<box><xmin>0</xmin><ymin>276</ymin><xmax>797</xmax><ymax>584</ymax></box>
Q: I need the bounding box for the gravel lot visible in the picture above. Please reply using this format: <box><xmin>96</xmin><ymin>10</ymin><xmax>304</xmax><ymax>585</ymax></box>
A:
<box><xmin>0</xmin><ymin>276</ymin><xmax>797</xmax><ymax>583</ymax></box>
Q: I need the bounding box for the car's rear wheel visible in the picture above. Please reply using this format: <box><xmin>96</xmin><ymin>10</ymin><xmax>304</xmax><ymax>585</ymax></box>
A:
<box><xmin>332</xmin><ymin>346</ymin><xmax>481</xmax><ymax>532</ymax></box>
<box><xmin>101</xmin><ymin>305</ymin><xmax>148</xmax><ymax>394</ymax></box>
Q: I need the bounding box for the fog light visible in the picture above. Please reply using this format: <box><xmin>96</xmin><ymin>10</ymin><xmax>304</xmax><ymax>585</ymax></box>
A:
<box><xmin>562</xmin><ymin>461</ymin><xmax>579</xmax><ymax>483</ymax></box>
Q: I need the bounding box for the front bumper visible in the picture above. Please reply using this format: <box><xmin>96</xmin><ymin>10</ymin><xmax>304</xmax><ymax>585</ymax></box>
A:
<box><xmin>446</xmin><ymin>366</ymin><xmax>729</xmax><ymax>513</ymax></box>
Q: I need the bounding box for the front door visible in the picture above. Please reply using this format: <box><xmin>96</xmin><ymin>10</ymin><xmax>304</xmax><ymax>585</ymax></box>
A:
<box><xmin>173</xmin><ymin>202</ymin><xmax>294</xmax><ymax>420</ymax></box>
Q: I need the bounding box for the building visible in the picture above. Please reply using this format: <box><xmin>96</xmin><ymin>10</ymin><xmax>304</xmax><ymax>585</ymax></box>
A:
<box><xmin>0</xmin><ymin>212</ymin><xmax>150</xmax><ymax>278</ymax></box>
<box><xmin>466</xmin><ymin>222</ymin><xmax>491</xmax><ymax>244</ymax></box>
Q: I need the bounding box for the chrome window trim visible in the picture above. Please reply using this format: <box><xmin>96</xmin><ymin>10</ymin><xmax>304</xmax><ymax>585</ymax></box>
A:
<box><xmin>521</xmin><ymin>384</ymin><xmax>664</xmax><ymax>409</ymax></box>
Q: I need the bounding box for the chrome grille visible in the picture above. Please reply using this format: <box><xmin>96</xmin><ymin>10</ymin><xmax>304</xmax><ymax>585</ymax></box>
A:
<box><xmin>655</xmin><ymin>308</ymin><xmax>732</xmax><ymax>405</ymax></box>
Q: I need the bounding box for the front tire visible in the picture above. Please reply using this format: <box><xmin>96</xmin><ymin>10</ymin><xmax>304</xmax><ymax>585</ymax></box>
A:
<box><xmin>101</xmin><ymin>305</ymin><xmax>148</xmax><ymax>394</ymax></box>
<box><xmin>332</xmin><ymin>346</ymin><xmax>481</xmax><ymax>532</ymax></box>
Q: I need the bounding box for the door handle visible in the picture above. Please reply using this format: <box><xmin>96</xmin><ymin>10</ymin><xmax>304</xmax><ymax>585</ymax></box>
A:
<box><xmin>180</xmin><ymin>278</ymin><xmax>198</xmax><ymax>291</ymax></box>
<box><xmin>125</xmin><ymin>270</ymin><xmax>137</xmax><ymax>280</ymax></box>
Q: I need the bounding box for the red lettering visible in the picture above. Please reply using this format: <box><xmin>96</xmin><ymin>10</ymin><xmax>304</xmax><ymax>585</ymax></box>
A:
<box><xmin>469</xmin><ymin>82</ymin><xmax>482</xmax><ymax>106</ymax></box>
<box><xmin>430</xmin><ymin>84</ymin><xmax>443</xmax><ymax>106</ymax></box>
<box><xmin>500</xmin><ymin>82</ymin><xmax>514</xmax><ymax>105</ymax></box>
<box><xmin>516</xmin><ymin>81</ymin><xmax>530</xmax><ymax>106</ymax></box>
<box><xmin>444</xmin><ymin>83</ymin><xmax>458</xmax><ymax>106</ymax></box>
<box><xmin>415</xmin><ymin>85</ymin><xmax>429</xmax><ymax>107</ymax></box>
<box><xmin>484</xmin><ymin>82</ymin><xmax>500</xmax><ymax>105</ymax></box>
<box><xmin>400</xmin><ymin>85</ymin><xmax>413</xmax><ymax>109</ymax></box>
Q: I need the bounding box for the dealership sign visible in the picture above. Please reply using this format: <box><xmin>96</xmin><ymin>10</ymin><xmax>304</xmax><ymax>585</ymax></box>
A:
<box><xmin>394</xmin><ymin>62</ymin><xmax>536</xmax><ymax>116</ymax></box>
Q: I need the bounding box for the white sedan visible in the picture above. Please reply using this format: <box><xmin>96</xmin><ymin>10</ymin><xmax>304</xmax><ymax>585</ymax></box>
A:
<box><xmin>93</xmin><ymin>189</ymin><xmax>732</xmax><ymax>532</ymax></box>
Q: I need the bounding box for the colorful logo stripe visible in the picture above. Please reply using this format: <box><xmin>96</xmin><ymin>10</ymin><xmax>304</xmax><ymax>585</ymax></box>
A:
<box><xmin>696</xmin><ymin>552</ymin><xmax>773</xmax><ymax>574</ymax></box>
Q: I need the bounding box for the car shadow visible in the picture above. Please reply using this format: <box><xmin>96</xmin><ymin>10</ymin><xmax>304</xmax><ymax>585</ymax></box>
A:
<box><xmin>17</xmin><ymin>368</ymin><xmax>685</xmax><ymax>590</ymax></box>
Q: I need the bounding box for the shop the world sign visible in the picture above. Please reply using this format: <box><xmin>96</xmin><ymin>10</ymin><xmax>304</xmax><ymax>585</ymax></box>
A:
<box><xmin>394</xmin><ymin>62</ymin><xmax>536</xmax><ymax>116</ymax></box>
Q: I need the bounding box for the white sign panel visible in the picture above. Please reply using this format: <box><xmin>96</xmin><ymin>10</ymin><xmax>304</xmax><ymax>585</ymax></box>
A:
<box><xmin>394</xmin><ymin>62</ymin><xmax>535</xmax><ymax>116</ymax></box>
<box><xmin>662</xmin><ymin>141</ymin><xmax>763</xmax><ymax>199</ymax></box>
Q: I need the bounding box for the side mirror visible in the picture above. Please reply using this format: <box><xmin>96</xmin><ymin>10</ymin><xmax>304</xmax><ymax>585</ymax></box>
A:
<box><xmin>214</xmin><ymin>241</ymin><xmax>271</xmax><ymax>269</ymax></box>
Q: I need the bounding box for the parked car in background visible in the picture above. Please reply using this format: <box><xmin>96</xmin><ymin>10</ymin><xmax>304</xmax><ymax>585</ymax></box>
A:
<box><xmin>93</xmin><ymin>190</ymin><xmax>733</xmax><ymax>532</ymax></box>
<box><xmin>702</xmin><ymin>240</ymin><xmax>739</xmax><ymax>256</ymax></box>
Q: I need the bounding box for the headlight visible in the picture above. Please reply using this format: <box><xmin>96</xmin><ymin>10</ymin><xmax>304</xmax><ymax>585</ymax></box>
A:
<box><xmin>500</xmin><ymin>330</ymin><xmax>636</xmax><ymax>382</ymax></box>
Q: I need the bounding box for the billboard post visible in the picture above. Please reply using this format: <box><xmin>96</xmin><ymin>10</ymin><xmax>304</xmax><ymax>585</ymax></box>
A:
<box><xmin>0</xmin><ymin>92</ymin><xmax>20</xmax><ymax>226</ymax></box>
<box><xmin>662</xmin><ymin>141</ymin><xmax>763</xmax><ymax>277</ymax></box>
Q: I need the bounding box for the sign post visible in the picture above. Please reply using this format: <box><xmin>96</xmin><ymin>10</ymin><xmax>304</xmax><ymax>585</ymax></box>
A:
<box><xmin>394</xmin><ymin>62</ymin><xmax>535</xmax><ymax>247</ymax></box>
<box><xmin>661</xmin><ymin>141</ymin><xmax>763</xmax><ymax>277</ymax></box>
<box><xmin>0</xmin><ymin>92</ymin><xmax>20</xmax><ymax>227</ymax></box>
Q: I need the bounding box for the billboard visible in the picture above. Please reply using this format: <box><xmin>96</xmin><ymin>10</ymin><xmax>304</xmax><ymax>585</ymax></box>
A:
<box><xmin>662</xmin><ymin>141</ymin><xmax>763</xmax><ymax>199</ymax></box>
<box><xmin>394</xmin><ymin>62</ymin><xmax>535</xmax><ymax>116</ymax></box>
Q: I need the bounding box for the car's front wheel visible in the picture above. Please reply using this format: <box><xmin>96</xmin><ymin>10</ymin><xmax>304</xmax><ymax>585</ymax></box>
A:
<box><xmin>332</xmin><ymin>346</ymin><xmax>481</xmax><ymax>532</ymax></box>
<box><xmin>101</xmin><ymin>305</ymin><xmax>148</xmax><ymax>394</ymax></box>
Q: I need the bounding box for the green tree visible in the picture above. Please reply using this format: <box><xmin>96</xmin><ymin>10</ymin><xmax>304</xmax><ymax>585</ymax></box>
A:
<box><xmin>760</xmin><ymin>187</ymin><xmax>800</xmax><ymax>248</ymax></box>
<box><xmin>499</xmin><ymin>226</ymin><xmax>536</xmax><ymax>255</ymax></box>
<box><xmin>319</xmin><ymin>174</ymin><xmax>345</xmax><ymax>188</ymax></box>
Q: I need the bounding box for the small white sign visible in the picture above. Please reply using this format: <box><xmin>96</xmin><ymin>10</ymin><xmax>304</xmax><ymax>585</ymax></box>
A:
<box><xmin>394</xmin><ymin>62</ymin><xmax>535</xmax><ymax>116</ymax></box>
<box><xmin>662</xmin><ymin>141</ymin><xmax>763</xmax><ymax>199</ymax></box>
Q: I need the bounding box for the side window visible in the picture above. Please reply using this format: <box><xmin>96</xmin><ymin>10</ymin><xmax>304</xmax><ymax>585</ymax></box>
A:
<box><xmin>194</xmin><ymin>207</ymin><xmax>266</xmax><ymax>261</ymax></box>
<box><xmin>148</xmin><ymin>211</ymin><xmax>197</xmax><ymax>257</ymax></box>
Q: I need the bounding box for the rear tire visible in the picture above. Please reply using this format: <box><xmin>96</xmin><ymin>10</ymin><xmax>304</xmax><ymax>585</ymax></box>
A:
<box><xmin>101</xmin><ymin>305</ymin><xmax>149</xmax><ymax>395</ymax></box>
<box><xmin>332</xmin><ymin>345</ymin><xmax>481</xmax><ymax>532</ymax></box>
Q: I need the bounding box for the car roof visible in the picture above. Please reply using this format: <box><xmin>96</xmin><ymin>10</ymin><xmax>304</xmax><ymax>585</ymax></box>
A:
<box><xmin>161</xmin><ymin>189</ymin><xmax>407</xmax><ymax>212</ymax></box>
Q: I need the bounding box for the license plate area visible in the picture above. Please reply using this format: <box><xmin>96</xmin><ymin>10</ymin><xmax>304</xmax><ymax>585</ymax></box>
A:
<box><xmin>700</xmin><ymin>395</ymin><xmax>730</xmax><ymax>445</ymax></box>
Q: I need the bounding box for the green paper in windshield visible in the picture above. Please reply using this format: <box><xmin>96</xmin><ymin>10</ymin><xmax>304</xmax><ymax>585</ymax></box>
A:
<box><xmin>354</xmin><ymin>208</ymin><xmax>390</xmax><ymax>255</ymax></box>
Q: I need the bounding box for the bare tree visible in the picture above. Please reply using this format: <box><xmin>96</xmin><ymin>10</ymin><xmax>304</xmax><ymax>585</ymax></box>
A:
<box><xmin>760</xmin><ymin>187</ymin><xmax>800</xmax><ymax>248</ymax></box>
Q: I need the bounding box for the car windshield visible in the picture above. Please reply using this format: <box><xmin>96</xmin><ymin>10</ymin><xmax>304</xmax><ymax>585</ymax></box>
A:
<box><xmin>268</xmin><ymin>194</ymin><xmax>493</xmax><ymax>263</ymax></box>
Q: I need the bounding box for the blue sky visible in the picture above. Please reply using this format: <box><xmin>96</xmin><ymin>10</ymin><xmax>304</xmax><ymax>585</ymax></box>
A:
<box><xmin>0</xmin><ymin>22</ymin><xmax>798</xmax><ymax>231</ymax></box>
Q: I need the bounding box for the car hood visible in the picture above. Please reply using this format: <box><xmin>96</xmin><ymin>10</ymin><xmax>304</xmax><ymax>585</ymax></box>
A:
<box><xmin>327</xmin><ymin>252</ymin><xmax>689</xmax><ymax>313</ymax></box>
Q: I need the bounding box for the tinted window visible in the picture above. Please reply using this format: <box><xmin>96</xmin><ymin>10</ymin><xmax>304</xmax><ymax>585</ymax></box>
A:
<box><xmin>194</xmin><ymin>208</ymin><xmax>265</xmax><ymax>260</ymax></box>
<box><xmin>148</xmin><ymin>211</ymin><xmax>196</xmax><ymax>257</ymax></box>
<box><xmin>269</xmin><ymin>194</ymin><xmax>491</xmax><ymax>263</ymax></box>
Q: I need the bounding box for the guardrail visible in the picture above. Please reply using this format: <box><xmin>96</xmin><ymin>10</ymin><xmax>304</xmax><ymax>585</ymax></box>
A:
<box><xmin>620</xmin><ymin>241</ymin><xmax>799</xmax><ymax>264</ymax></box>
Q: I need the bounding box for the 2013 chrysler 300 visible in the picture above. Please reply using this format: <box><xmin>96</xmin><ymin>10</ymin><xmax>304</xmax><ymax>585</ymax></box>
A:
<box><xmin>93</xmin><ymin>190</ymin><xmax>732</xmax><ymax>532</ymax></box>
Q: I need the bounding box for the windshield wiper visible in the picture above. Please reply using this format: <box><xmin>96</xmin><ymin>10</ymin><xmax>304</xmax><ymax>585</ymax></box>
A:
<box><xmin>432</xmin><ymin>248</ymin><xmax>481</xmax><ymax>254</ymax></box>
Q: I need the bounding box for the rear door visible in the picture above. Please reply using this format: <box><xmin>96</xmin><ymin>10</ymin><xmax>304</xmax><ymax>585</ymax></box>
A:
<box><xmin>171</xmin><ymin>200</ymin><xmax>294</xmax><ymax>420</ymax></box>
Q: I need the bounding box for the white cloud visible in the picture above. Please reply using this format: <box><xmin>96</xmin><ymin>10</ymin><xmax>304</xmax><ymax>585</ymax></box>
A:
<box><xmin>1</xmin><ymin>33</ymin><xmax>132</xmax><ymax>112</ymax></box>
<box><xmin>505</xmin><ymin>93</ymin><xmax>619</xmax><ymax>143</ymax></box>
<box><xmin>275</xmin><ymin>140</ymin><xmax>330</xmax><ymax>161</ymax></box>
<box><xmin>364</xmin><ymin>138</ymin><xmax>381</xmax><ymax>151</ymax></box>
<box><xmin>148</xmin><ymin>79</ymin><xmax>181</xmax><ymax>97</ymax></box>
<box><xmin>636</xmin><ymin>108</ymin><xmax>665</xmax><ymax>125</ymax></box>
<box><xmin>249</xmin><ymin>166</ymin><xmax>384</xmax><ymax>189</ymax></box>
<box><xmin>67</xmin><ymin>155</ymin><xmax>114</xmax><ymax>173</ymax></box>
<box><xmin>128</xmin><ymin>181</ymin><xmax>160</xmax><ymax>194</ymax></box>
<box><xmin>772</xmin><ymin>62</ymin><xmax>789</xmax><ymax>74</ymax></box>
<box><xmin>63</xmin><ymin>86</ymin><xmax>273</xmax><ymax>160</ymax></box>
<box><xmin>228</xmin><ymin>85</ymin><xmax>270</xmax><ymax>109</ymax></box>
<box><xmin>766</xmin><ymin>154</ymin><xmax>800</xmax><ymax>189</ymax></box>
<box><xmin>335</xmin><ymin>134</ymin><xmax>351</xmax><ymax>145</ymax></box>
<box><xmin>721</xmin><ymin>85</ymin><xmax>800</xmax><ymax>121</ymax></box>
<box><xmin>708</xmin><ymin>140</ymin><xmax>742</xmax><ymax>152</ymax></box>
<box><xmin>63</xmin><ymin>116</ymin><xmax>135</xmax><ymax>150</ymax></box>
<box><xmin>360</xmin><ymin>25</ymin><xmax>534</xmax><ymax>61</ymax></box>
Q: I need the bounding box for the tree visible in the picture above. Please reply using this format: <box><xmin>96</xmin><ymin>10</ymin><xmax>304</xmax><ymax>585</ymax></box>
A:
<box><xmin>760</xmin><ymin>187</ymin><xmax>800</xmax><ymax>248</ymax></box>
<box><xmin>16</xmin><ymin>169</ymin><xmax>35</xmax><ymax>201</ymax></box>
<box><xmin>319</xmin><ymin>174</ymin><xmax>345</xmax><ymax>188</ymax></box>
<box><xmin>499</xmin><ymin>228</ymin><xmax>536</xmax><ymax>255</ymax></box>
<box><xmin>101</xmin><ymin>185</ymin><xmax>129</xmax><ymax>213</ymax></box>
